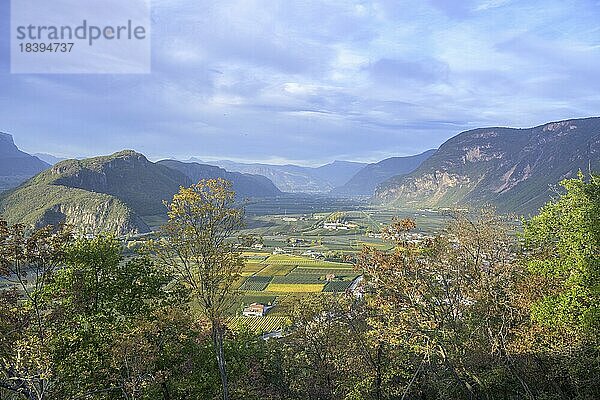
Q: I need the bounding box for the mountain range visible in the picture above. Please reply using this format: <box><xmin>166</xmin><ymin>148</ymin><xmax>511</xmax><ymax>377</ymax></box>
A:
<box><xmin>375</xmin><ymin>117</ymin><xmax>600</xmax><ymax>214</ymax></box>
<box><xmin>0</xmin><ymin>132</ymin><xmax>49</xmax><ymax>191</ymax></box>
<box><xmin>193</xmin><ymin>158</ymin><xmax>367</xmax><ymax>193</ymax></box>
<box><xmin>156</xmin><ymin>159</ymin><xmax>281</xmax><ymax>198</ymax></box>
<box><xmin>334</xmin><ymin>149</ymin><xmax>436</xmax><ymax>196</ymax></box>
<box><xmin>1</xmin><ymin>116</ymin><xmax>598</xmax><ymax>233</ymax></box>
<box><xmin>0</xmin><ymin>150</ymin><xmax>281</xmax><ymax>234</ymax></box>
<box><xmin>34</xmin><ymin>153</ymin><xmax>67</xmax><ymax>165</ymax></box>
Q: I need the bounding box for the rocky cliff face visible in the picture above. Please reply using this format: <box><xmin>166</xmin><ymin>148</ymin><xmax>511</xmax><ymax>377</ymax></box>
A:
<box><xmin>375</xmin><ymin>117</ymin><xmax>600</xmax><ymax>214</ymax></box>
<box><xmin>0</xmin><ymin>183</ymin><xmax>150</xmax><ymax>235</ymax></box>
<box><xmin>37</xmin><ymin>196</ymin><xmax>150</xmax><ymax>235</ymax></box>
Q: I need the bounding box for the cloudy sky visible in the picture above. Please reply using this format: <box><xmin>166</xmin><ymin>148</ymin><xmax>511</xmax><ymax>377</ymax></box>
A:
<box><xmin>1</xmin><ymin>0</ymin><xmax>599</xmax><ymax>165</ymax></box>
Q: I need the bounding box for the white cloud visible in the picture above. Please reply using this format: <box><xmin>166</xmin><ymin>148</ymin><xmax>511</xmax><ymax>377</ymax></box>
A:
<box><xmin>1</xmin><ymin>0</ymin><xmax>599</xmax><ymax>163</ymax></box>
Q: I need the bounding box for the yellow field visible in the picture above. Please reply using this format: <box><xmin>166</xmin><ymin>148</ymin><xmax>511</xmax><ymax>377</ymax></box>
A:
<box><xmin>241</xmin><ymin>251</ymin><xmax>270</xmax><ymax>257</ymax></box>
<box><xmin>243</xmin><ymin>262</ymin><xmax>266</xmax><ymax>273</ymax></box>
<box><xmin>265</xmin><ymin>283</ymin><xmax>325</xmax><ymax>293</ymax></box>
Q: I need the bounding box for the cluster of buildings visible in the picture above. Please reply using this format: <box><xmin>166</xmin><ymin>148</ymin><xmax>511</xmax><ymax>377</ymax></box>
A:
<box><xmin>323</xmin><ymin>221</ymin><xmax>358</xmax><ymax>230</ymax></box>
<box><xmin>301</xmin><ymin>249</ymin><xmax>325</xmax><ymax>259</ymax></box>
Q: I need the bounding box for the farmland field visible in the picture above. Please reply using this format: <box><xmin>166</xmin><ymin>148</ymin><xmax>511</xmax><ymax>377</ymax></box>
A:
<box><xmin>294</xmin><ymin>267</ymin><xmax>356</xmax><ymax>276</ymax></box>
<box><xmin>265</xmin><ymin>283</ymin><xmax>326</xmax><ymax>293</ymax></box>
<box><xmin>242</xmin><ymin>262</ymin><xmax>265</xmax><ymax>273</ymax></box>
<box><xmin>323</xmin><ymin>280</ymin><xmax>353</xmax><ymax>292</ymax></box>
<box><xmin>227</xmin><ymin>316</ymin><xmax>290</xmax><ymax>334</ymax></box>
<box><xmin>261</xmin><ymin>254</ymin><xmax>353</xmax><ymax>268</ymax></box>
<box><xmin>239</xmin><ymin>276</ymin><xmax>273</xmax><ymax>291</ymax></box>
<box><xmin>271</xmin><ymin>274</ymin><xmax>323</xmax><ymax>284</ymax></box>
<box><xmin>240</xmin><ymin>292</ymin><xmax>277</xmax><ymax>307</ymax></box>
<box><xmin>232</xmin><ymin>197</ymin><xmax>451</xmax><ymax>324</ymax></box>
<box><xmin>256</xmin><ymin>264</ymin><xmax>295</xmax><ymax>276</ymax></box>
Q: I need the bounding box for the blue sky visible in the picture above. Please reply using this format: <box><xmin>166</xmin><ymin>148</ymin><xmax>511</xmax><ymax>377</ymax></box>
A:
<box><xmin>1</xmin><ymin>0</ymin><xmax>599</xmax><ymax>165</ymax></box>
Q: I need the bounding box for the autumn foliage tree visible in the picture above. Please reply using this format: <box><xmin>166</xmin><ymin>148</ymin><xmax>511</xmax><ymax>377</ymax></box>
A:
<box><xmin>150</xmin><ymin>179</ymin><xmax>244</xmax><ymax>400</ymax></box>
<box><xmin>358</xmin><ymin>211</ymin><xmax>527</xmax><ymax>399</ymax></box>
<box><xmin>0</xmin><ymin>221</ymin><xmax>72</xmax><ymax>400</ymax></box>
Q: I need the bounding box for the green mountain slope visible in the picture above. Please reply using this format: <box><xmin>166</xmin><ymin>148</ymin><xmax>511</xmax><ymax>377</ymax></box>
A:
<box><xmin>0</xmin><ymin>184</ymin><xmax>148</xmax><ymax>235</ymax></box>
<box><xmin>0</xmin><ymin>132</ymin><xmax>50</xmax><ymax>191</ymax></box>
<box><xmin>334</xmin><ymin>150</ymin><xmax>435</xmax><ymax>196</ymax></box>
<box><xmin>1</xmin><ymin>150</ymin><xmax>285</xmax><ymax>234</ymax></box>
<box><xmin>374</xmin><ymin>117</ymin><xmax>600</xmax><ymax>214</ymax></box>
<box><xmin>29</xmin><ymin>150</ymin><xmax>188</xmax><ymax>217</ymax></box>
<box><xmin>0</xmin><ymin>150</ymin><xmax>178</xmax><ymax>234</ymax></box>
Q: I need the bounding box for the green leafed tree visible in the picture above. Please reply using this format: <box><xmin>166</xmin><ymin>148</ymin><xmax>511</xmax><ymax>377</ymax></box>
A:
<box><xmin>524</xmin><ymin>172</ymin><xmax>600</xmax><ymax>335</ymax></box>
<box><xmin>40</xmin><ymin>235</ymin><xmax>173</xmax><ymax>399</ymax></box>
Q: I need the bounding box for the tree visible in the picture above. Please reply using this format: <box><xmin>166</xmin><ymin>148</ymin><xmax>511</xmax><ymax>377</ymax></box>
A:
<box><xmin>524</xmin><ymin>172</ymin><xmax>600</xmax><ymax>335</ymax></box>
<box><xmin>518</xmin><ymin>173</ymin><xmax>600</xmax><ymax>398</ymax></box>
<box><xmin>0</xmin><ymin>221</ymin><xmax>72</xmax><ymax>400</ymax></box>
<box><xmin>150</xmin><ymin>179</ymin><xmax>244</xmax><ymax>400</ymax></box>
<box><xmin>358</xmin><ymin>211</ymin><xmax>526</xmax><ymax>399</ymax></box>
<box><xmin>46</xmin><ymin>234</ymin><xmax>172</xmax><ymax>399</ymax></box>
<box><xmin>279</xmin><ymin>294</ymin><xmax>363</xmax><ymax>400</ymax></box>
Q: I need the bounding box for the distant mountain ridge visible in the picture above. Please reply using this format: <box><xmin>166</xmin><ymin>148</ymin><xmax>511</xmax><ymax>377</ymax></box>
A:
<box><xmin>0</xmin><ymin>132</ymin><xmax>49</xmax><ymax>191</ymax></box>
<box><xmin>334</xmin><ymin>149</ymin><xmax>436</xmax><ymax>196</ymax></box>
<box><xmin>195</xmin><ymin>158</ymin><xmax>366</xmax><ymax>193</ymax></box>
<box><xmin>375</xmin><ymin>117</ymin><xmax>600</xmax><ymax>214</ymax></box>
<box><xmin>34</xmin><ymin>153</ymin><xmax>67</xmax><ymax>165</ymax></box>
<box><xmin>0</xmin><ymin>150</ymin><xmax>281</xmax><ymax>234</ymax></box>
<box><xmin>157</xmin><ymin>159</ymin><xmax>281</xmax><ymax>198</ymax></box>
<box><xmin>311</xmin><ymin>160</ymin><xmax>369</xmax><ymax>188</ymax></box>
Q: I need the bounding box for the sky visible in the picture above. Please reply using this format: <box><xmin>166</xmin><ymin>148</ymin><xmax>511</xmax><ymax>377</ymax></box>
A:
<box><xmin>1</xmin><ymin>0</ymin><xmax>599</xmax><ymax>166</ymax></box>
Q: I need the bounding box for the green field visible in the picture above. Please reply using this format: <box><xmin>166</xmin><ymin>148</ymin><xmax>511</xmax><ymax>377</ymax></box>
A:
<box><xmin>239</xmin><ymin>276</ymin><xmax>273</xmax><ymax>291</ymax></box>
<box><xmin>323</xmin><ymin>280</ymin><xmax>353</xmax><ymax>292</ymax></box>
<box><xmin>256</xmin><ymin>263</ymin><xmax>295</xmax><ymax>276</ymax></box>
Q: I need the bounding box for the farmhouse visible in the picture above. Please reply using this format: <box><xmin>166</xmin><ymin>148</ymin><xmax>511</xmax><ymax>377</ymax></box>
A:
<box><xmin>323</xmin><ymin>222</ymin><xmax>349</xmax><ymax>230</ymax></box>
<box><xmin>301</xmin><ymin>250</ymin><xmax>325</xmax><ymax>258</ymax></box>
<box><xmin>243</xmin><ymin>303</ymin><xmax>271</xmax><ymax>317</ymax></box>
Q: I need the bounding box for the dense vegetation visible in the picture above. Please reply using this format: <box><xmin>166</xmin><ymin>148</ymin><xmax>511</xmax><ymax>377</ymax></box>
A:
<box><xmin>1</xmin><ymin>174</ymin><xmax>598</xmax><ymax>400</ymax></box>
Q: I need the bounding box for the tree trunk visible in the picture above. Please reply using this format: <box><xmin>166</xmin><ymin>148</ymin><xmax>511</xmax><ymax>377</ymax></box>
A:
<box><xmin>211</xmin><ymin>321</ymin><xmax>229</xmax><ymax>400</ymax></box>
<box><xmin>375</xmin><ymin>343</ymin><xmax>382</xmax><ymax>400</ymax></box>
<box><xmin>161</xmin><ymin>381</ymin><xmax>171</xmax><ymax>400</ymax></box>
